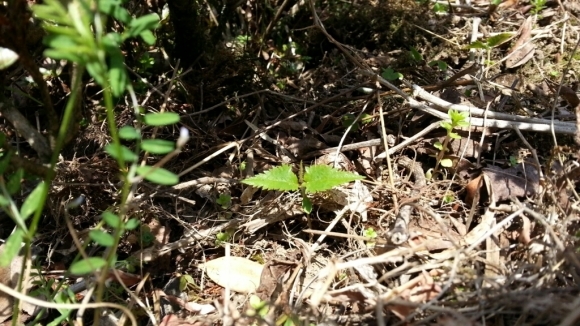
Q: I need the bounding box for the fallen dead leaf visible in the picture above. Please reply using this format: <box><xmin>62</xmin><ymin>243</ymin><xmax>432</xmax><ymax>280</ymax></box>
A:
<box><xmin>482</xmin><ymin>162</ymin><xmax>541</xmax><ymax>203</ymax></box>
<box><xmin>505</xmin><ymin>16</ymin><xmax>535</xmax><ymax>69</ymax></box>
<box><xmin>198</xmin><ymin>256</ymin><xmax>263</xmax><ymax>294</ymax></box>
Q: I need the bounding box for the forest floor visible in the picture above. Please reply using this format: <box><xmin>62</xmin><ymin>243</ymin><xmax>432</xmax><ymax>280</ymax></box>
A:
<box><xmin>3</xmin><ymin>0</ymin><xmax>580</xmax><ymax>325</ymax></box>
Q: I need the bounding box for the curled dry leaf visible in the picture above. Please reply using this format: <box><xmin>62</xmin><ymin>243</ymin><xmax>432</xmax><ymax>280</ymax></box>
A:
<box><xmin>482</xmin><ymin>163</ymin><xmax>541</xmax><ymax>203</ymax></box>
<box><xmin>197</xmin><ymin>256</ymin><xmax>263</xmax><ymax>294</ymax></box>
<box><xmin>387</xmin><ymin>273</ymin><xmax>442</xmax><ymax>320</ymax></box>
<box><xmin>505</xmin><ymin>16</ymin><xmax>535</xmax><ymax>69</ymax></box>
<box><xmin>466</xmin><ymin>163</ymin><xmax>541</xmax><ymax>205</ymax></box>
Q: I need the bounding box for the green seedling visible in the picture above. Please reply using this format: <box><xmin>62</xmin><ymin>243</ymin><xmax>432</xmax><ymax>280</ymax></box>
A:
<box><xmin>179</xmin><ymin>274</ymin><xmax>200</xmax><ymax>297</ymax></box>
<box><xmin>509</xmin><ymin>156</ymin><xmax>519</xmax><ymax>166</ymax></box>
<box><xmin>215</xmin><ymin>230</ymin><xmax>233</xmax><ymax>246</ymax></box>
<box><xmin>242</xmin><ymin>163</ymin><xmax>364</xmax><ymax>213</ymax></box>
<box><xmin>216</xmin><ymin>193</ymin><xmax>232</xmax><ymax>209</ymax></box>
<box><xmin>363</xmin><ymin>227</ymin><xmax>378</xmax><ymax>248</ymax></box>
<box><xmin>429</xmin><ymin>60</ymin><xmax>448</xmax><ymax>71</ymax></box>
<box><xmin>247</xmin><ymin>295</ymin><xmax>270</xmax><ymax>318</ymax></box>
<box><xmin>433</xmin><ymin>3</ymin><xmax>448</xmax><ymax>14</ymax></box>
<box><xmin>381</xmin><ymin>67</ymin><xmax>403</xmax><ymax>81</ymax></box>
<box><xmin>442</xmin><ymin>191</ymin><xmax>455</xmax><ymax>204</ymax></box>
<box><xmin>409</xmin><ymin>47</ymin><xmax>423</xmax><ymax>63</ymax></box>
<box><xmin>467</xmin><ymin>33</ymin><xmax>512</xmax><ymax>69</ymax></box>
<box><xmin>433</xmin><ymin>109</ymin><xmax>469</xmax><ymax>173</ymax></box>
<box><xmin>531</xmin><ymin>0</ymin><xmax>547</xmax><ymax>15</ymax></box>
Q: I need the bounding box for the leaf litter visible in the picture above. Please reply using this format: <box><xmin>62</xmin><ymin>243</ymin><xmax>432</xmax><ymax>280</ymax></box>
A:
<box><xmin>4</xmin><ymin>0</ymin><xmax>580</xmax><ymax>325</ymax></box>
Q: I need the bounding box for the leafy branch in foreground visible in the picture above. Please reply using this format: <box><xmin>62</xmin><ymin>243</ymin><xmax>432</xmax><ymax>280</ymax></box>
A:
<box><xmin>242</xmin><ymin>164</ymin><xmax>364</xmax><ymax>213</ymax></box>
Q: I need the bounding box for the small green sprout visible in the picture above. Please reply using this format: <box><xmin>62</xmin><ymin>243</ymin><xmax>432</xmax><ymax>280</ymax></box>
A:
<box><xmin>381</xmin><ymin>67</ymin><xmax>403</xmax><ymax>81</ymax></box>
<box><xmin>242</xmin><ymin>164</ymin><xmax>364</xmax><ymax>213</ymax></box>
<box><xmin>433</xmin><ymin>109</ymin><xmax>469</xmax><ymax>172</ymax></box>
<box><xmin>216</xmin><ymin>193</ymin><xmax>231</xmax><ymax>209</ymax></box>
<box><xmin>363</xmin><ymin>227</ymin><xmax>378</xmax><ymax>248</ymax></box>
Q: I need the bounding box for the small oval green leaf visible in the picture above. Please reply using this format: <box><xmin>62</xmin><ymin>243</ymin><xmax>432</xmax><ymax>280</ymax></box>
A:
<box><xmin>125</xmin><ymin>218</ymin><xmax>140</xmax><ymax>230</ymax></box>
<box><xmin>140</xmin><ymin>139</ymin><xmax>175</xmax><ymax>154</ymax></box>
<box><xmin>89</xmin><ymin>230</ymin><xmax>115</xmax><ymax>247</ymax></box>
<box><xmin>104</xmin><ymin>144</ymin><xmax>138</xmax><ymax>162</ymax></box>
<box><xmin>69</xmin><ymin>257</ymin><xmax>107</xmax><ymax>275</ymax></box>
<box><xmin>0</xmin><ymin>229</ymin><xmax>23</xmax><ymax>267</ymax></box>
<box><xmin>6</xmin><ymin>168</ymin><xmax>24</xmax><ymax>195</ymax></box>
<box><xmin>440</xmin><ymin>158</ymin><xmax>453</xmax><ymax>167</ymax></box>
<box><xmin>119</xmin><ymin>126</ymin><xmax>140</xmax><ymax>140</ymax></box>
<box><xmin>20</xmin><ymin>181</ymin><xmax>46</xmax><ymax>220</ymax></box>
<box><xmin>108</xmin><ymin>49</ymin><xmax>128</xmax><ymax>97</ymax></box>
<box><xmin>143</xmin><ymin>112</ymin><xmax>180</xmax><ymax>126</ymax></box>
<box><xmin>136</xmin><ymin>166</ymin><xmax>179</xmax><ymax>185</ymax></box>
<box><xmin>102</xmin><ymin>211</ymin><xmax>122</xmax><ymax>228</ymax></box>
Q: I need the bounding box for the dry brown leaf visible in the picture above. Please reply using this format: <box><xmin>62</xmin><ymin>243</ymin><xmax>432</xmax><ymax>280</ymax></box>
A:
<box><xmin>506</xmin><ymin>16</ymin><xmax>535</xmax><ymax>69</ymax></box>
<box><xmin>465</xmin><ymin>174</ymin><xmax>483</xmax><ymax>207</ymax></box>
<box><xmin>255</xmin><ymin>261</ymin><xmax>294</xmax><ymax>302</ymax></box>
<box><xmin>198</xmin><ymin>256</ymin><xmax>263</xmax><ymax>294</ymax></box>
<box><xmin>558</xmin><ymin>85</ymin><xmax>580</xmax><ymax>108</ymax></box>
<box><xmin>482</xmin><ymin>163</ymin><xmax>541</xmax><ymax>202</ymax></box>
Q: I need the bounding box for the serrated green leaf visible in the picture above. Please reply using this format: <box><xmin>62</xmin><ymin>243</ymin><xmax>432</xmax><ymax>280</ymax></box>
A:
<box><xmin>125</xmin><ymin>218</ymin><xmax>140</xmax><ymax>230</ymax></box>
<box><xmin>20</xmin><ymin>181</ymin><xmax>46</xmax><ymax>220</ymax></box>
<box><xmin>140</xmin><ymin>139</ymin><xmax>175</xmax><ymax>154</ymax></box>
<box><xmin>102</xmin><ymin>211</ymin><xmax>122</xmax><ymax>228</ymax></box>
<box><xmin>241</xmin><ymin>165</ymin><xmax>299</xmax><ymax>191</ymax></box>
<box><xmin>89</xmin><ymin>230</ymin><xmax>115</xmax><ymax>247</ymax></box>
<box><xmin>69</xmin><ymin>257</ymin><xmax>107</xmax><ymax>275</ymax></box>
<box><xmin>136</xmin><ymin>166</ymin><xmax>179</xmax><ymax>185</ymax></box>
<box><xmin>303</xmin><ymin>165</ymin><xmax>364</xmax><ymax>194</ymax></box>
<box><xmin>0</xmin><ymin>229</ymin><xmax>23</xmax><ymax>267</ymax></box>
<box><xmin>440</xmin><ymin>158</ymin><xmax>453</xmax><ymax>167</ymax></box>
<box><xmin>105</xmin><ymin>144</ymin><xmax>138</xmax><ymax>162</ymax></box>
<box><xmin>486</xmin><ymin>33</ymin><xmax>512</xmax><ymax>48</ymax></box>
<box><xmin>143</xmin><ymin>112</ymin><xmax>180</xmax><ymax>126</ymax></box>
<box><xmin>119</xmin><ymin>126</ymin><xmax>140</xmax><ymax>140</ymax></box>
<box><xmin>6</xmin><ymin>168</ymin><xmax>24</xmax><ymax>195</ymax></box>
